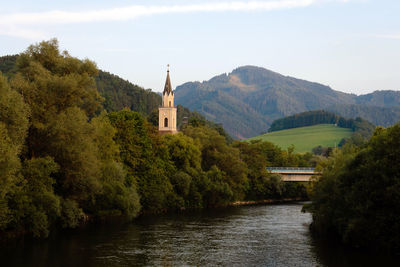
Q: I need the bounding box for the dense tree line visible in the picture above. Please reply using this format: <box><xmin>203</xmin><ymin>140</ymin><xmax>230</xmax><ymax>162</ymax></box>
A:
<box><xmin>308</xmin><ymin>124</ymin><xmax>400</xmax><ymax>253</ymax></box>
<box><xmin>0</xmin><ymin>40</ymin><xmax>311</xmax><ymax>240</ymax></box>
<box><xmin>268</xmin><ymin>110</ymin><xmax>375</xmax><ymax>148</ymax></box>
<box><xmin>268</xmin><ymin>110</ymin><xmax>339</xmax><ymax>132</ymax></box>
<box><xmin>268</xmin><ymin>110</ymin><xmax>374</xmax><ymax>134</ymax></box>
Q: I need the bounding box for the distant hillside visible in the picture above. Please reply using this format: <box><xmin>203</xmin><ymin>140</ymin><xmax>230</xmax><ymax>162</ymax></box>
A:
<box><xmin>95</xmin><ymin>70</ymin><xmax>161</xmax><ymax>114</ymax></box>
<box><xmin>355</xmin><ymin>90</ymin><xmax>400</xmax><ymax>107</ymax></box>
<box><xmin>248</xmin><ymin>124</ymin><xmax>353</xmax><ymax>153</ymax></box>
<box><xmin>326</xmin><ymin>104</ymin><xmax>400</xmax><ymax>127</ymax></box>
<box><xmin>175</xmin><ymin>66</ymin><xmax>400</xmax><ymax>139</ymax></box>
<box><xmin>0</xmin><ymin>55</ymin><xmax>18</xmax><ymax>76</ymax></box>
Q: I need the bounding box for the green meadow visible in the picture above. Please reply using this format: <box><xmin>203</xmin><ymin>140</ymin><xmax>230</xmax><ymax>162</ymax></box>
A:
<box><xmin>247</xmin><ymin>124</ymin><xmax>353</xmax><ymax>153</ymax></box>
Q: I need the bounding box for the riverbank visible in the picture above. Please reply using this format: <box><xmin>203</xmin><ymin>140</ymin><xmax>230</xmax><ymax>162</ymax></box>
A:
<box><xmin>230</xmin><ymin>197</ymin><xmax>307</xmax><ymax>206</ymax></box>
<box><xmin>0</xmin><ymin>197</ymin><xmax>309</xmax><ymax>243</ymax></box>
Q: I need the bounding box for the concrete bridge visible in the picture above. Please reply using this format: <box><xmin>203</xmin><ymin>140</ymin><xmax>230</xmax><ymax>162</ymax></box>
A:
<box><xmin>266</xmin><ymin>167</ymin><xmax>321</xmax><ymax>182</ymax></box>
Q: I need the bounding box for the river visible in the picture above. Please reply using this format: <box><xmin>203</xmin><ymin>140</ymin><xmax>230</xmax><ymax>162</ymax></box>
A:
<box><xmin>1</xmin><ymin>202</ymin><xmax>399</xmax><ymax>266</ymax></box>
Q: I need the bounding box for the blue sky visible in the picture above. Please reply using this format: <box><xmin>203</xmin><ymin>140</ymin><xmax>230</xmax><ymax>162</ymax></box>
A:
<box><xmin>1</xmin><ymin>0</ymin><xmax>399</xmax><ymax>94</ymax></box>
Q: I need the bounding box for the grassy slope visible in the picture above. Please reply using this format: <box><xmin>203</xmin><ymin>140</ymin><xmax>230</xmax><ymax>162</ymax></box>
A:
<box><xmin>247</xmin><ymin>124</ymin><xmax>352</xmax><ymax>153</ymax></box>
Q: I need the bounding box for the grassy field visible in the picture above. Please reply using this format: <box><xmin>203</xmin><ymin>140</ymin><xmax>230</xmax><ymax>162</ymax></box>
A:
<box><xmin>247</xmin><ymin>124</ymin><xmax>353</xmax><ymax>153</ymax></box>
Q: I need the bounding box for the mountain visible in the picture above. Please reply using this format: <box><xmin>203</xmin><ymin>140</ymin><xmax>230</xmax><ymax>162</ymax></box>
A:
<box><xmin>175</xmin><ymin>66</ymin><xmax>400</xmax><ymax>139</ymax></box>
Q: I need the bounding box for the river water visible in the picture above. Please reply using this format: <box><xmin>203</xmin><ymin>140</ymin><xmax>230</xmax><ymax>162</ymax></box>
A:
<box><xmin>2</xmin><ymin>202</ymin><xmax>400</xmax><ymax>266</ymax></box>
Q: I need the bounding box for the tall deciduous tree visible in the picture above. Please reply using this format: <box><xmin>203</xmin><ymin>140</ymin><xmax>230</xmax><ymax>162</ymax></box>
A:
<box><xmin>108</xmin><ymin>109</ymin><xmax>174</xmax><ymax>213</ymax></box>
<box><xmin>310</xmin><ymin>125</ymin><xmax>400</xmax><ymax>252</ymax></box>
<box><xmin>90</xmin><ymin>113</ymin><xmax>141</xmax><ymax>219</ymax></box>
<box><xmin>0</xmin><ymin>73</ymin><xmax>29</xmax><ymax>230</ymax></box>
<box><xmin>183</xmin><ymin>125</ymin><xmax>248</xmax><ymax>201</ymax></box>
<box><xmin>10</xmin><ymin>39</ymin><xmax>104</xmax><ymax>219</ymax></box>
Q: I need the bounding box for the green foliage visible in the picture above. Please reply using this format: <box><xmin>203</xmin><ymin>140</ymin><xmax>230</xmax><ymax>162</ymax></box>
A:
<box><xmin>96</xmin><ymin>70</ymin><xmax>161</xmax><ymax>114</ymax></box>
<box><xmin>46</xmin><ymin>107</ymin><xmax>101</xmax><ymax>203</ymax></box>
<box><xmin>147</xmin><ymin>108</ymin><xmax>159</xmax><ymax>127</ymax></box>
<box><xmin>0</xmin><ymin>123</ymin><xmax>21</xmax><ymax>230</ymax></box>
<box><xmin>268</xmin><ymin>110</ymin><xmax>375</xmax><ymax>137</ymax></box>
<box><xmin>0</xmin><ymin>40</ymin><xmax>142</xmax><ymax>238</ymax></box>
<box><xmin>60</xmin><ymin>198</ymin><xmax>84</xmax><ymax>228</ymax></box>
<box><xmin>0</xmin><ymin>73</ymin><xmax>29</xmax><ymax>150</ymax></box>
<box><xmin>19</xmin><ymin>157</ymin><xmax>60</xmax><ymax>238</ymax></box>
<box><xmin>90</xmin><ymin>113</ymin><xmax>141</xmax><ymax>219</ymax></box>
<box><xmin>14</xmin><ymin>39</ymin><xmax>102</xmax><ymax>120</ymax></box>
<box><xmin>183</xmin><ymin>125</ymin><xmax>248</xmax><ymax>201</ymax></box>
<box><xmin>0</xmin><ymin>55</ymin><xmax>18</xmax><ymax>77</ymax></box>
<box><xmin>310</xmin><ymin>125</ymin><xmax>400</xmax><ymax>252</ymax></box>
<box><xmin>312</xmin><ymin>145</ymin><xmax>333</xmax><ymax>157</ymax></box>
<box><xmin>204</xmin><ymin>166</ymin><xmax>234</xmax><ymax>207</ymax></box>
<box><xmin>248</xmin><ymin>124</ymin><xmax>352</xmax><ymax>153</ymax></box>
<box><xmin>162</xmin><ymin>133</ymin><xmax>201</xmax><ymax>171</ymax></box>
<box><xmin>94</xmin><ymin>161</ymin><xmax>141</xmax><ymax>219</ymax></box>
<box><xmin>258</xmin><ymin>110</ymin><xmax>375</xmax><ymax>151</ymax></box>
<box><xmin>108</xmin><ymin>109</ymin><xmax>174</xmax><ymax>213</ymax></box>
<box><xmin>268</xmin><ymin>110</ymin><xmax>340</xmax><ymax>132</ymax></box>
<box><xmin>0</xmin><ymin>73</ymin><xmax>29</xmax><ymax>233</ymax></box>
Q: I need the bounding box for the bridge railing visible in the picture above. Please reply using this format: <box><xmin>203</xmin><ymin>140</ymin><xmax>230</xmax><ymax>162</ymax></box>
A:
<box><xmin>267</xmin><ymin>167</ymin><xmax>315</xmax><ymax>171</ymax></box>
<box><xmin>266</xmin><ymin>167</ymin><xmax>321</xmax><ymax>173</ymax></box>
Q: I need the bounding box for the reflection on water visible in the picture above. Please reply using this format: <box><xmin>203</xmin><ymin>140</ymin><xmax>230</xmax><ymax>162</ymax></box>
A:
<box><xmin>1</xmin><ymin>202</ymin><xmax>400</xmax><ymax>266</ymax></box>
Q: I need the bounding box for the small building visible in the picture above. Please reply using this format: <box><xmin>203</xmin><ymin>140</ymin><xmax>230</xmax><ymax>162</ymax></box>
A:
<box><xmin>159</xmin><ymin>66</ymin><xmax>177</xmax><ymax>134</ymax></box>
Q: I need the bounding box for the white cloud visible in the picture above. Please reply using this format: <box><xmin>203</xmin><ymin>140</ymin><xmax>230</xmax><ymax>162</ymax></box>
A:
<box><xmin>0</xmin><ymin>0</ymin><xmax>350</xmax><ymax>39</ymax></box>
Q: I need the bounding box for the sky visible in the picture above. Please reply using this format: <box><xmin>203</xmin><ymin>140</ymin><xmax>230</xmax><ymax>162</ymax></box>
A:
<box><xmin>1</xmin><ymin>0</ymin><xmax>399</xmax><ymax>94</ymax></box>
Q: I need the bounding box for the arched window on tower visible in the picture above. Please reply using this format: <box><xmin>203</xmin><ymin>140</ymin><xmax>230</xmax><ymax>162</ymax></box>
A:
<box><xmin>164</xmin><ymin>117</ymin><xmax>168</xmax><ymax>127</ymax></box>
<box><xmin>169</xmin><ymin>101</ymin><xmax>171</xmax><ymax>107</ymax></box>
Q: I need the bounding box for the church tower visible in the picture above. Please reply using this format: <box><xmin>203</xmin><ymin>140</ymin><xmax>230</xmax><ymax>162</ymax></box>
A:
<box><xmin>159</xmin><ymin>65</ymin><xmax>177</xmax><ymax>134</ymax></box>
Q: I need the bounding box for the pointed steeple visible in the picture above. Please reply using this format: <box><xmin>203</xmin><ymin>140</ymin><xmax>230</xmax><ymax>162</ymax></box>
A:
<box><xmin>163</xmin><ymin>64</ymin><xmax>173</xmax><ymax>95</ymax></box>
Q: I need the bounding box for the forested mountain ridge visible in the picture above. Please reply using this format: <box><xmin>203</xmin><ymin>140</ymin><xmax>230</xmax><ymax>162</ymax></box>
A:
<box><xmin>174</xmin><ymin>66</ymin><xmax>400</xmax><ymax>139</ymax></box>
<box><xmin>355</xmin><ymin>90</ymin><xmax>400</xmax><ymax>107</ymax></box>
<box><xmin>95</xmin><ymin>70</ymin><xmax>161</xmax><ymax>114</ymax></box>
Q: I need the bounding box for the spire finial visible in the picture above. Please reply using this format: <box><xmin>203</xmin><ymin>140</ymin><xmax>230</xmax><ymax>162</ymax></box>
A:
<box><xmin>163</xmin><ymin>65</ymin><xmax>173</xmax><ymax>95</ymax></box>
